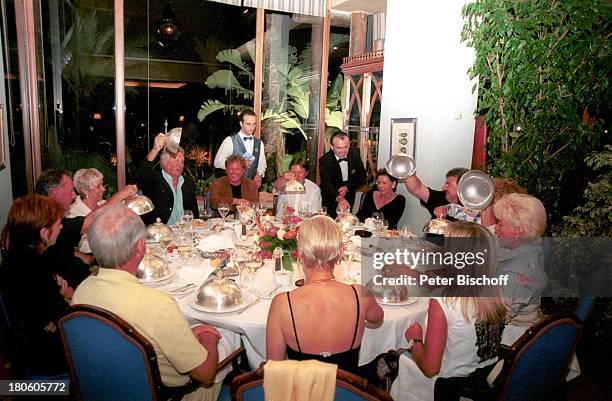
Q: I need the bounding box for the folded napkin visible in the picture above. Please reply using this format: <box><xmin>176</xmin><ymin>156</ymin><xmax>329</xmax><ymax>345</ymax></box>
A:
<box><xmin>263</xmin><ymin>359</ymin><xmax>337</xmax><ymax>401</ymax></box>
<box><xmin>364</xmin><ymin>218</ymin><xmax>376</xmax><ymax>231</ymax></box>
<box><xmin>197</xmin><ymin>232</ymin><xmax>236</xmax><ymax>252</ymax></box>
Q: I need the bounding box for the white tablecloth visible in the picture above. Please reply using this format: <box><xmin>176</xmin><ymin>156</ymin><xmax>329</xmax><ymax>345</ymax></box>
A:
<box><xmin>155</xmin><ymin>251</ymin><xmax>429</xmax><ymax>369</ymax></box>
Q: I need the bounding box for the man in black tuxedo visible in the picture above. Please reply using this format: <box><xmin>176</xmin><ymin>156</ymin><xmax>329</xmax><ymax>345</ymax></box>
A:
<box><xmin>318</xmin><ymin>132</ymin><xmax>367</xmax><ymax>218</ymax></box>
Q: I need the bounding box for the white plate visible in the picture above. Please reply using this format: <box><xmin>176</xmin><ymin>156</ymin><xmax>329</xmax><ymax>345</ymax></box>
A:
<box><xmin>189</xmin><ymin>293</ymin><xmax>255</xmax><ymax>314</ymax></box>
<box><xmin>377</xmin><ymin>297</ymin><xmax>418</xmax><ymax>306</ymax></box>
<box><xmin>139</xmin><ymin>272</ymin><xmax>175</xmax><ymax>285</ymax></box>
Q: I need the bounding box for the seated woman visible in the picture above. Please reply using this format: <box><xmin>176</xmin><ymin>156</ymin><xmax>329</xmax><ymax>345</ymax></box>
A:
<box><xmin>391</xmin><ymin>222</ymin><xmax>506</xmax><ymax>401</ymax></box>
<box><xmin>357</xmin><ymin>170</ymin><xmax>405</xmax><ymax>229</ymax></box>
<box><xmin>266</xmin><ymin>215</ymin><xmax>384</xmax><ymax>375</ymax></box>
<box><xmin>0</xmin><ymin>195</ymin><xmax>73</xmax><ymax>376</ymax></box>
<box><xmin>494</xmin><ymin>193</ymin><xmax>547</xmax><ymax>345</ymax></box>
<box><xmin>210</xmin><ymin>155</ymin><xmax>259</xmax><ymax>214</ymax></box>
<box><xmin>274</xmin><ymin>157</ymin><xmax>322</xmax><ymax>219</ymax></box>
<box><xmin>67</xmin><ymin>168</ymin><xmax>138</xmax><ymax>219</ymax></box>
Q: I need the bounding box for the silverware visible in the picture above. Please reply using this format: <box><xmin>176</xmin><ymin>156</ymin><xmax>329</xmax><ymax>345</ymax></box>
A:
<box><xmin>168</xmin><ymin>283</ymin><xmax>195</xmax><ymax>293</ymax></box>
<box><xmin>237</xmin><ymin>298</ymin><xmax>260</xmax><ymax>314</ymax></box>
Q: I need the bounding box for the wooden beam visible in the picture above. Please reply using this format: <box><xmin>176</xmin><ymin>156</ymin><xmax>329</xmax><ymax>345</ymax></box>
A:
<box><xmin>254</xmin><ymin>8</ymin><xmax>264</xmax><ymax>138</ymax></box>
<box><xmin>316</xmin><ymin>6</ymin><xmax>331</xmax><ymax>182</ymax></box>
<box><xmin>349</xmin><ymin>12</ymin><xmax>367</xmax><ymax>56</ymax></box>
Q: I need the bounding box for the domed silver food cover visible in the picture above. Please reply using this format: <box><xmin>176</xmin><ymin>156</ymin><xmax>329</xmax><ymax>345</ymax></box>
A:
<box><xmin>125</xmin><ymin>194</ymin><xmax>155</xmax><ymax>216</ymax></box>
<box><xmin>137</xmin><ymin>253</ymin><xmax>172</xmax><ymax>281</ymax></box>
<box><xmin>457</xmin><ymin>170</ymin><xmax>495</xmax><ymax>211</ymax></box>
<box><xmin>385</xmin><ymin>154</ymin><xmax>416</xmax><ymax>179</ymax></box>
<box><xmin>195</xmin><ymin>277</ymin><xmax>243</xmax><ymax>311</ymax></box>
<box><xmin>146</xmin><ymin>218</ymin><xmax>174</xmax><ymax>242</ymax></box>
<box><xmin>422</xmin><ymin>217</ymin><xmax>451</xmax><ymax>236</ymax></box>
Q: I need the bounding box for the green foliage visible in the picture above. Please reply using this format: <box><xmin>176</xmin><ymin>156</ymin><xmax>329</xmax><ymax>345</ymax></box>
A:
<box><xmin>462</xmin><ymin>0</ymin><xmax>611</xmax><ymax>224</ymax></box>
<box><xmin>48</xmin><ymin>149</ymin><xmax>117</xmax><ymax>196</ymax></box>
<box><xmin>557</xmin><ymin>145</ymin><xmax>612</xmax><ymax>236</ymax></box>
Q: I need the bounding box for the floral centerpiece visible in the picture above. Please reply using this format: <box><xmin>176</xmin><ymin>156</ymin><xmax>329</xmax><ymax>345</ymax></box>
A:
<box><xmin>258</xmin><ymin>223</ymin><xmax>299</xmax><ymax>271</ymax></box>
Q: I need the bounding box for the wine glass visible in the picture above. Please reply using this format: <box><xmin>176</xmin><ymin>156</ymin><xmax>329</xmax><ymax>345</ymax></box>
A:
<box><xmin>317</xmin><ymin>206</ymin><xmax>327</xmax><ymax>216</ymax></box>
<box><xmin>255</xmin><ymin>203</ymin><xmax>268</xmax><ymax>219</ymax></box>
<box><xmin>218</xmin><ymin>202</ymin><xmax>230</xmax><ymax>224</ymax></box>
<box><xmin>342</xmin><ymin>242</ymin><xmax>358</xmax><ymax>283</ymax></box>
<box><xmin>199</xmin><ymin>206</ymin><xmax>212</xmax><ymax>222</ymax></box>
<box><xmin>181</xmin><ymin>210</ymin><xmax>194</xmax><ymax>232</ymax></box>
<box><xmin>175</xmin><ymin>233</ymin><xmax>193</xmax><ymax>262</ymax></box>
<box><xmin>336</xmin><ymin>203</ymin><xmax>350</xmax><ymax>219</ymax></box>
<box><xmin>298</xmin><ymin>201</ymin><xmax>310</xmax><ymax>219</ymax></box>
<box><xmin>158</xmin><ymin>231</ymin><xmax>173</xmax><ymax>262</ymax></box>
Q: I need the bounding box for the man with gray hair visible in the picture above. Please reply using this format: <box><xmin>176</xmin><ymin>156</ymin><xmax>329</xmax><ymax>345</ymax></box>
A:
<box><xmin>73</xmin><ymin>205</ymin><xmax>222</xmax><ymax>400</ymax></box>
<box><xmin>136</xmin><ymin>133</ymin><xmax>199</xmax><ymax>225</ymax></box>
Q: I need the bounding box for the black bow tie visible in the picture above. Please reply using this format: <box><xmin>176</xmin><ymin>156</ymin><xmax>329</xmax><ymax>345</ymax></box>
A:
<box><xmin>243</xmin><ymin>136</ymin><xmax>253</xmax><ymax>141</ymax></box>
<box><xmin>337</xmin><ymin>158</ymin><xmax>347</xmax><ymax>163</ymax></box>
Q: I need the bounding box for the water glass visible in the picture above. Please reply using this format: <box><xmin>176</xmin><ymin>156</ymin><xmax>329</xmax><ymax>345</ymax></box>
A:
<box><xmin>274</xmin><ymin>269</ymin><xmax>293</xmax><ymax>288</ymax></box>
<box><xmin>298</xmin><ymin>201</ymin><xmax>310</xmax><ymax>219</ymax></box>
<box><xmin>218</xmin><ymin>202</ymin><xmax>230</xmax><ymax>223</ymax></box>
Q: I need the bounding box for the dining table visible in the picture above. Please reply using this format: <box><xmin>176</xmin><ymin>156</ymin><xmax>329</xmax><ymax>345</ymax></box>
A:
<box><xmin>144</xmin><ymin>219</ymin><xmax>432</xmax><ymax>369</ymax></box>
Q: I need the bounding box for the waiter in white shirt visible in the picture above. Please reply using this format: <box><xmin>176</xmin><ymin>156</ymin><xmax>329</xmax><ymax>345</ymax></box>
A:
<box><xmin>213</xmin><ymin>109</ymin><xmax>267</xmax><ymax>188</ymax></box>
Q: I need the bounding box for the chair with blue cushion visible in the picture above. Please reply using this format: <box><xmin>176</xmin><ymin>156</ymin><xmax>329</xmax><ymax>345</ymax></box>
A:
<box><xmin>448</xmin><ymin>314</ymin><xmax>582</xmax><ymax>401</ymax></box>
<box><xmin>230</xmin><ymin>363</ymin><xmax>393</xmax><ymax>401</ymax></box>
<box><xmin>59</xmin><ymin>304</ymin><xmax>245</xmax><ymax>401</ymax></box>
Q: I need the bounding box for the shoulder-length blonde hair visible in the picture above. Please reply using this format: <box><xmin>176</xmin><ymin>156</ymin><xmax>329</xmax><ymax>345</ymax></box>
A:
<box><xmin>443</xmin><ymin>222</ymin><xmax>506</xmax><ymax>324</ymax></box>
<box><xmin>73</xmin><ymin>168</ymin><xmax>103</xmax><ymax>198</ymax></box>
<box><xmin>297</xmin><ymin>215</ymin><xmax>343</xmax><ymax>272</ymax></box>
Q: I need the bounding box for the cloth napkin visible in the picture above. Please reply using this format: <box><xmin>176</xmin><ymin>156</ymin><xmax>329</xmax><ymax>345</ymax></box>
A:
<box><xmin>197</xmin><ymin>232</ymin><xmax>236</xmax><ymax>252</ymax></box>
<box><xmin>263</xmin><ymin>359</ymin><xmax>337</xmax><ymax>401</ymax></box>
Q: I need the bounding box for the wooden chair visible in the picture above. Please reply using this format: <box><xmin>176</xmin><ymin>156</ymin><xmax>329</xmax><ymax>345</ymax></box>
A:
<box><xmin>59</xmin><ymin>305</ymin><xmax>245</xmax><ymax>401</ymax></box>
<box><xmin>230</xmin><ymin>362</ymin><xmax>393</xmax><ymax>401</ymax></box>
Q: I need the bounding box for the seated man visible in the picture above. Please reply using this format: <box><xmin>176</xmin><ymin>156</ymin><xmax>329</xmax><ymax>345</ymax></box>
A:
<box><xmin>404</xmin><ymin>167</ymin><xmax>468</xmax><ymax>218</ymax></box>
<box><xmin>73</xmin><ymin>205</ymin><xmax>221</xmax><ymax>400</ymax></box>
<box><xmin>136</xmin><ymin>133</ymin><xmax>199</xmax><ymax>225</ymax></box>
<box><xmin>210</xmin><ymin>155</ymin><xmax>259</xmax><ymax>214</ymax></box>
<box><xmin>273</xmin><ymin>157</ymin><xmax>321</xmax><ymax>219</ymax></box>
<box><xmin>35</xmin><ymin>169</ymin><xmax>92</xmax><ymax>288</ymax></box>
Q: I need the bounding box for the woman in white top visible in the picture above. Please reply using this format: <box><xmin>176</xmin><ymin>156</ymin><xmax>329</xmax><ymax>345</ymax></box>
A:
<box><xmin>67</xmin><ymin>168</ymin><xmax>137</xmax><ymax>219</ymax></box>
<box><xmin>391</xmin><ymin>222</ymin><xmax>507</xmax><ymax>401</ymax></box>
<box><xmin>274</xmin><ymin>158</ymin><xmax>322</xmax><ymax>219</ymax></box>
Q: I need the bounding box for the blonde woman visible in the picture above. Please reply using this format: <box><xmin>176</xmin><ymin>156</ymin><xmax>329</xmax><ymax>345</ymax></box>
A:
<box><xmin>266</xmin><ymin>215</ymin><xmax>383</xmax><ymax>375</ymax></box>
<box><xmin>494</xmin><ymin>193</ymin><xmax>547</xmax><ymax>344</ymax></box>
<box><xmin>391</xmin><ymin>222</ymin><xmax>506</xmax><ymax>401</ymax></box>
<box><xmin>68</xmin><ymin>168</ymin><xmax>138</xmax><ymax>218</ymax></box>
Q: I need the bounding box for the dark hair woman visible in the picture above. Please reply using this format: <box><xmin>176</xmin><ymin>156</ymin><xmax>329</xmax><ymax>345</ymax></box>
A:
<box><xmin>357</xmin><ymin>169</ymin><xmax>406</xmax><ymax>229</ymax></box>
<box><xmin>0</xmin><ymin>194</ymin><xmax>72</xmax><ymax>376</ymax></box>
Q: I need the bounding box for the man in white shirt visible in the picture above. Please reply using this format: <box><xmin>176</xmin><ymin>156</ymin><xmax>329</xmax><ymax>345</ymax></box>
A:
<box><xmin>273</xmin><ymin>158</ymin><xmax>322</xmax><ymax>218</ymax></box>
<box><xmin>213</xmin><ymin>109</ymin><xmax>267</xmax><ymax>188</ymax></box>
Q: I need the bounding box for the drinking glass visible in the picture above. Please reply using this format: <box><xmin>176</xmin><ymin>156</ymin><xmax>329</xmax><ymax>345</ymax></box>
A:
<box><xmin>175</xmin><ymin>234</ymin><xmax>193</xmax><ymax>262</ymax></box>
<box><xmin>255</xmin><ymin>203</ymin><xmax>268</xmax><ymax>219</ymax></box>
<box><xmin>158</xmin><ymin>231</ymin><xmax>173</xmax><ymax>262</ymax></box>
<box><xmin>298</xmin><ymin>201</ymin><xmax>310</xmax><ymax>219</ymax></box>
<box><xmin>218</xmin><ymin>202</ymin><xmax>230</xmax><ymax>224</ymax></box>
<box><xmin>317</xmin><ymin>206</ymin><xmax>327</xmax><ymax>216</ymax></box>
<box><xmin>199</xmin><ymin>197</ymin><xmax>212</xmax><ymax>221</ymax></box>
<box><xmin>274</xmin><ymin>269</ymin><xmax>293</xmax><ymax>289</ymax></box>
<box><xmin>336</xmin><ymin>203</ymin><xmax>350</xmax><ymax>219</ymax></box>
<box><xmin>181</xmin><ymin>210</ymin><xmax>194</xmax><ymax>232</ymax></box>
<box><xmin>342</xmin><ymin>242</ymin><xmax>358</xmax><ymax>283</ymax></box>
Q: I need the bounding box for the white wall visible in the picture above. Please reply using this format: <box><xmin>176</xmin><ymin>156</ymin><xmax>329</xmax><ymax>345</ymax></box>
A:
<box><xmin>0</xmin><ymin>37</ymin><xmax>13</xmax><ymax>246</ymax></box>
<box><xmin>379</xmin><ymin>0</ymin><xmax>477</xmax><ymax>231</ymax></box>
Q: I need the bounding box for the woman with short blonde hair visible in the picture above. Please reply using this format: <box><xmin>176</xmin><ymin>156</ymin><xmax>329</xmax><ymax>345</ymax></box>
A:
<box><xmin>68</xmin><ymin>168</ymin><xmax>106</xmax><ymax>218</ymax></box>
<box><xmin>494</xmin><ymin>193</ymin><xmax>547</xmax><ymax>345</ymax></box>
<box><xmin>266</xmin><ymin>215</ymin><xmax>383</xmax><ymax>375</ymax></box>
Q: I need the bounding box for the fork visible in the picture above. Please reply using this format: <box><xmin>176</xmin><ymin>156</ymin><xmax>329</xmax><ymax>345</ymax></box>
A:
<box><xmin>168</xmin><ymin>283</ymin><xmax>195</xmax><ymax>293</ymax></box>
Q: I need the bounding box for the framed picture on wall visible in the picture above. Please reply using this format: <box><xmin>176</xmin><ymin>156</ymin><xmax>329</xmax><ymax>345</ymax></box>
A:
<box><xmin>390</xmin><ymin>117</ymin><xmax>416</xmax><ymax>158</ymax></box>
<box><xmin>0</xmin><ymin>102</ymin><xmax>5</xmax><ymax>170</ymax></box>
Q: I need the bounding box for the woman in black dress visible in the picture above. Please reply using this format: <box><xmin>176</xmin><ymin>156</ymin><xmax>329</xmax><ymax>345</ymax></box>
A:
<box><xmin>357</xmin><ymin>170</ymin><xmax>406</xmax><ymax>229</ymax></box>
<box><xmin>0</xmin><ymin>195</ymin><xmax>72</xmax><ymax>377</ymax></box>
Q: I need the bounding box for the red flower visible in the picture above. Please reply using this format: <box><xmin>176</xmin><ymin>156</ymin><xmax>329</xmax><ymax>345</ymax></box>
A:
<box><xmin>290</xmin><ymin>249</ymin><xmax>299</xmax><ymax>258</ymax></box>
<box><xmin>285</xmin><ymin>206</ymin><xmax>295</xmax><ymax>213</ymax></box>
<box><xmin>266</xmin><ymin>226</ymin><xmax>280</xmax><ymax>237</ymax></box>
<box><xmin>260</xmin><ymin>240</ymin><xmax>271</xmax><ymax>248</ymax></box>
